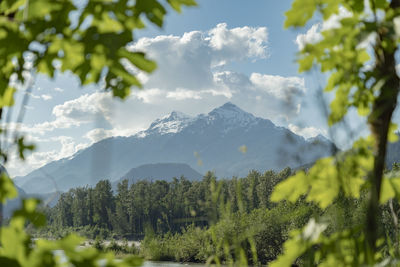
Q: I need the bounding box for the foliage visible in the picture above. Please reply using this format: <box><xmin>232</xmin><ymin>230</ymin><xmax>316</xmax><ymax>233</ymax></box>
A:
<box><xmin>0</xmin><ymin>0</ymin><xmax>196</xmax><ymax>266</ymax></box>
<box><xmin>271</xmin><ymin>0</ymin><xmax>400</xmax><ymax>266</ymax></box>
<box><xmin>38</xmin><ymin>163</ymin><xmax>400</xmax><ymax>265</ymax></box>
<box><xmin>1</xmin><ymin>197</ymin><xmax>142</xmax><ymax>267</ymax></box>
<box><xmin>141</xmin><ymin>204</ymin><xmax>313</xmax><ymax>265</ymax></box>
<box><xmin>38</xmin><ymin>168</ymin><xmax>291</xmax><ymax>240</ymax></box>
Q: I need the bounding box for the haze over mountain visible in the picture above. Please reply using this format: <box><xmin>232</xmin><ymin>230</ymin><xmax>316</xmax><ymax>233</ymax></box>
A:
<box><xmin>14</xmin><ymin>102</ymin><xmax>334</xmax><ymax>194</ymax></box>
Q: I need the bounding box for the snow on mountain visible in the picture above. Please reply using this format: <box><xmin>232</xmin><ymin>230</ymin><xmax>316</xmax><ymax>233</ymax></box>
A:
<box><xmin>208</xmin><ymin>102</ymin><xmax>255</xmax><ymax>124</ymax></box>
<box><xmin>14</xmin><ymin>102</ymin><xmax>334</xmax><ymax>194</ymax></box>
<box><xmin>140</xmin><ymin>111</ymin><xmax>193</xmax><ymax>136</ymax></box>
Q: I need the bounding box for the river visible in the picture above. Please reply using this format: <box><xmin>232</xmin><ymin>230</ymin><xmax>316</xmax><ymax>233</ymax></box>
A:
<box><xmin>142</xmin><ymin>262</ymin><xmax>206</xmax><ymax>267</ymax></box>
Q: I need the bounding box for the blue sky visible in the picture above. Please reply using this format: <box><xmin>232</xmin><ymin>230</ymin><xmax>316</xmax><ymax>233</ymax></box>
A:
<box><xmin>7</xmin><ymin>1</ymin><xmax>362</xmax><ymax>177</ymax></box>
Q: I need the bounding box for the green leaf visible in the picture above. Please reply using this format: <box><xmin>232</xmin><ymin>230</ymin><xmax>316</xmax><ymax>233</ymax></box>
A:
<box><xmin>357</xmin><ymin>49</ymin><xmax>370</xmax><ymax>64</ymax></box>
<box><xmin>27</xmin><ymin>0</ymin><xmax>63</xmax><ymax>20</ymax></box>
<box><xmin>381</xmin><ymin>178</ymin><xmax>396</xmax><ymax>204</ymax></box>
<box><xmin>374</xmin><ymin>0</ymin><xmax>388</xmax><ymax>9</ymax></box>
<box><xmin>285</xmin><ymin>0</ymin><xmax>318</xmax><ymax>28</ymax></box>
<box><xmin>118</xmin><ymin>49</ymin><xmax>157</xmax><ymax>73</ymax></box>
<box><xmin>0</xmin><ymin>257</ymin><xmax>20</xmax><ymax>267</ymax></box>
<box><xmin>0</xmin><ymin>0</ymin><xmax>25</xmax><ymax>15</ymax></box>
<box><xmin>0</xmin><ymin>87</ymin><xmax>16</xmax><ymax>107</ymax></box>
<box><xmin>17</xmin><ymin>137</ymin><xmax>35</xmax><ymax>160</ymax></box>
<box><xmin>0</xmin><ymin>172</ymin><xmax>17</xmax><ymax>203</ymax></box>
<box><xmin>380</xmin><ymin>177</ymin><xmax>400</xmax><ymax>204</ymax></box>
<box><xmin>298</xmin><ymin>54</ymin><xmax>314</xmax><ymax>72</ymax></box>
<box><xmin>270</xmin><ymin>171</ymin><xmax>309</xmax><ymax>203</ymax></box>
<box><xmin>12</xmin><ymin>198</ymin><xmax>46</xmax><ymax>227</ymax></box>
<box><xmin>271</xmin><ymin>219</ymin><xmax>326</xmax><ymax>267</ymax></box>
<box><xmin>167</xmin><ymin>0</ymin><xmax>197</xmax><ymax>13</ymax></box>
<box><xmin>388</xmin><ymin>122</ymin><xmax>398</xmax><ymax>143</ymax></box>
<box><xmin>135</xmin><ymin>0</ymin><xmax>167</xmax><ymax>27</ymax></box>
<box><xmin>92</xmin><ymin>12</ymin><xmax>124</xmax><ymax>34</ymax></box>
<box><xmin>306</xmin><ymin>159</ymin><xmax>340</xmax><ymax>209</ymax></box>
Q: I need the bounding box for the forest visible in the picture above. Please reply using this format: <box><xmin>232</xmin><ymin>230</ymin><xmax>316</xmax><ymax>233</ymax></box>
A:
<box><xmin>39</xmin><ymin>168</ymin><xmax>292</xmax><ymax>239</ymax></box>
<box><xmin>32</xmin><ymin>165</ymin><xmax>400</xmax><ymax>265</ymax></box>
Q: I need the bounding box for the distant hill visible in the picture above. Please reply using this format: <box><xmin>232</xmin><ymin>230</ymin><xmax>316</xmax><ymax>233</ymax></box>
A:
<box><xmin>118</xmin><ymin>163</ymin><xmax>203</xmax><ymax>185</ymax></box>
<box><xmin>14</xmin><ymin>102</ymin><xmax>334</xmax><ymax>194</ymax></box>
<box><xmin>385</xmin><ymin>134</ymin><xmax>400</xmax><ymax>168</ymax></box>
<box><xmin>4</xmin><ymin>185</ymin><xmax>26</xmax><ymax>219</ymax></box>
<box><xmin>4</xmin><ymin>185</ymin><xmax>61</xmax><ymax>218</ymax></box>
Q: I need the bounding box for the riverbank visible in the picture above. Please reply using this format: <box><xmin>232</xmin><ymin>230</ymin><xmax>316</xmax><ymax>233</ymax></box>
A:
<box><xmin>82</xmin><ymin>240</ymin><xmax>207</xmax><ymax>266</ymax></box>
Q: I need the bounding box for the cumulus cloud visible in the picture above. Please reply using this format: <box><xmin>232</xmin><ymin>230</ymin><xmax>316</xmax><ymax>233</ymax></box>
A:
<box><xmin>41</xmin><ymin>94</ymin><xmax>52</xmax><ymax>101</ymax></box>
<box><xmin>250</xmin><ymin>73</ymin><xmax>305</xmax><ymax>100</ymax></box>
<box><xmin>288</xmin><ymin>124</ymin><xmax>327</xmax><ymax>139</ymax></box>
<box><xmin>27</xmin><ymin>92</ymin><xmax>54</xmax><ymax>101</ymax></box>
<box><xmin>295</xmin><ymin>7</ymin><xmax>352</xmax><ymax>50</ymax></box>
<box><xmin>19</xmin><ymin>23</ymin><xmax>302</xmax><ymax>136</ymax></box>
<box><xmin>130</xmin><ymin>23</ymin><xmax>268</xmax><ymax>91</ymax></box>
<box><xmin>7</xmin><ymin>135</ymin><xmax>90</xmax><ymax>176</ymax></box>
<box><xmin>85</xmin><ymin>128</ymin><xmax>114</xmax><ymax>143</ymax></box>
<box><xmin>133</xmin><ymin>88</ymin><xmax>163</xmax><ymax>103</ymax></box>
<box><xmin>166</xmin><ymin>89</ymin><xmax>203</xmax><ymax>100</ymax></box>
<box><xmin>296</xmin><ymin>24</ymin><xmax>322</xmax><ymax>51</ymax></box>
<box><xmin>36</xmin><ymin>92</ymin><xmax>112</xmax><ymax>132</ymax></box>
<box><xmin>10</xmin><ymin>24</ymin><xmax>310</xmax><ymax>176</ymax></box>
<box><xmin>208</xmin><ymin>23</ymin><xmax>269</xmax><ymax>62</ymax></box>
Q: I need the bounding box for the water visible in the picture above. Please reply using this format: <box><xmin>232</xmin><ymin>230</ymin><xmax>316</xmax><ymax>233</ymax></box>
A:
<box><xmin>55</xmin><ymin>250</ymin><xmax>205</xmax><ymax>266</ymax></box>
<box><xmin>143</xmin><ymin>262</ymin><xmax>206</xmax><ymax>267</ymax></box>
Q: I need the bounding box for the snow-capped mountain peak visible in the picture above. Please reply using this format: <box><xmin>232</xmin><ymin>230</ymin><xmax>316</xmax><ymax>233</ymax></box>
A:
<box><xmin>146</xmin><ymin>111</ymin><xmax>193</xmax><ymax>135</ymax></box>
<box><xmin>163</xmin><ymin>111</ymin><xmax>191</xmax><ymax>121</ymax></box>
<box><xmin>208</xmin><ymin>102</ymin><xmax>256</xmax><ymax>125</ymax></box>
<box><xmin>14</xmin><ymin>102</ymin><xmax>335</xmax><ymax>194</ymax></box>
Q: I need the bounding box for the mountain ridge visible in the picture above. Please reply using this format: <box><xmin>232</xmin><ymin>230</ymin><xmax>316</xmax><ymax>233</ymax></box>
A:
<box><xmin>14</xmin><ymin>102</ymin><xmax>333</xmax><ymax>194</ymax></box>
<box><xmin>114</xmin><ymin>163</ymin><xmax>203</xmax><ymax>188</ymax></box>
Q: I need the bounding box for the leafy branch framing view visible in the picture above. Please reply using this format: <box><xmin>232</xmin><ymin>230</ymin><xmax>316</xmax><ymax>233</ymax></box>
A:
<box><xmin>0</xmin><ymin>0</ymin><xmax>196</xmax><ymax>266</ymax></box>
<box><xmin>271</xmin><ymin>0</ymin><xmax>400</xmax><ymax>265</ymax></box>
<box><xmin>2</xmin><ymin>0</ymin><xmax>400</xmax><ymax>266</ymax></box>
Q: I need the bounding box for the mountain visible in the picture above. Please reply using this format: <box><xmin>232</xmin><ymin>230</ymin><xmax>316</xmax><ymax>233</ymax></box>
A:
<box><xmin>115</xmin><ymin>163</ymin><xmax>202</xmax><ymax>186</ymax></box>
<box><xmin>3</xmin><ymin>185</ymin><xmax>26</xmax><ymax>219</ymax></box>
<box><xmin>14</xmin><ymin>102</ymin><xmax>334</xmax><ymax>194</ymax></box>
<box><xmin>385</xmin><ymin>133</ymin><xmax>400</xmax><ymax>168</ymax></box>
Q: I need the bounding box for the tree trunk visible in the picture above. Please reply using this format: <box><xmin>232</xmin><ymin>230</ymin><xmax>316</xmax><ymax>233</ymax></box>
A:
<box><xmin>366</xmin><ymin>3</ymin><xmax>400</xmax><ymax>257</ymax></box>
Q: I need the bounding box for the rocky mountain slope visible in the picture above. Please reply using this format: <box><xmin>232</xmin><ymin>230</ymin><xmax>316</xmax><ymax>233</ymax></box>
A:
<box><xmin>14</xmin><ymin>102</ymin><xmax>334</xmax><ymax>194</ymax></box>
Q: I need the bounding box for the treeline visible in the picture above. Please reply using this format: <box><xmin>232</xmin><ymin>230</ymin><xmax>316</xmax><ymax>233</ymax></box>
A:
<box><xmin>36</xmin><ymin>166</ymin><xmax>400</xmax><ymax>264</ymax></box>
<box><xmin>41</xmin><ymin>168</ymin><xmax>292</xmax><ymax>239</ymax></box>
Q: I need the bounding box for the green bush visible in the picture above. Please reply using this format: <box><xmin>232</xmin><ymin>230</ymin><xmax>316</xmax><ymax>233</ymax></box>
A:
<box><xmin>141</xmin><ymin>203</ymin><xmax>313</xmax><ymax>265</ymax></box>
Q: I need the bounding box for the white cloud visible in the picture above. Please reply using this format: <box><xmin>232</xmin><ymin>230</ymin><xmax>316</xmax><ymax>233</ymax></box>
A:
<box><xmin>8</xmin><ymin>24</ymin><xmax>310</xmax><ymax>176</ymax></box>
<box><xmin>208</xmin><ymin>23</ymin><xmax>269</xmax><ymax>63</ymax></box>
<box><xmin>130</xmin><ymin>23</ymin><xmax>268</xmax><ymax>91</ymax></box>
<box><xmin>54</xmin><ymin>87</ymin><xmax>64</xmax><ymax>92</ymax></box>
<box><xmin>296</xmin><ymin>24</ymin><xmax>322</xmax><ymax>51</ymax></box>
<box><xmin>41</xmin><ymin>94</ymin><xmax>52</xmax><ymax>101</ymax></box>
<box><xmin>85</xmin><ymin>128</ymin><xmax>114</xmax><ymax>143</ymax></box>
<box><xmin>288</xmin><ymin>124</ymin><xmax>327</xmax><ymax>139</ymax></box>
<box><xmin>250</xmin><ymin>73</ymin><xmax>305</xmax><ymax>100</ymax></box>
<box><xmin>7</xmin><ymin>135</ymin><xmax>90</xmax><ymax>177</ymax></box>
<box><xmin>18</xmin><ymin>24</ymin><xmax>301</xmax><ymax>136</ymax></box>
<box><xmin>133</xmin><ymin>88</ymin><xmax>164</xmax><ymax>103</ymax></box>
<box><xmin>46</xmin><ymin>92</ymin><xmax>112</xmax><ymax>130</ymax></box>
<box><xmin>166</xmin><ymin>88</ymin><xmax>203</xmax><ymax>100</ymax></box>
<box><xmin>27</xmin><ymin>92</ymin><xmax>40</xmax><ymax>99</ymax></box>
<box><xmin>295</xmin><ymin>7</ymin><xmax>352</xmax><ymax>50</ymax></box>
<box><xmin>27</xmin><ymin>92</ymin><xmax>53</xmax><ymax>101</ymax></box>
